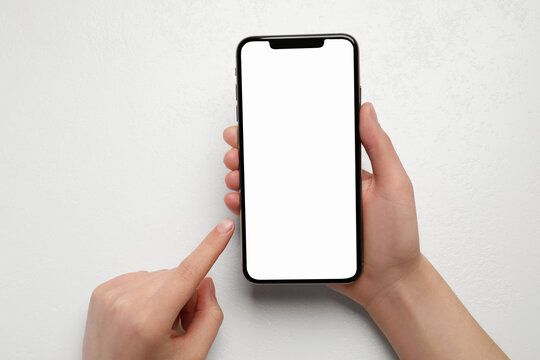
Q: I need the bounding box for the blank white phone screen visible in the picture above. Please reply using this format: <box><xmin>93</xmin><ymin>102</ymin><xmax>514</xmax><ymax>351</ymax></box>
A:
<box><xmin>240</xmin><ymin>38</ymin><xmax>358</xmax><ymax>281</ymax></box>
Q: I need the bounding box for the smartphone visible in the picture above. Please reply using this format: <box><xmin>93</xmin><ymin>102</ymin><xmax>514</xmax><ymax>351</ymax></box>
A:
<box><xmin>236</xmin><ymin>34</ymin><xmax>362</xmax><ymax>283</ymax></box>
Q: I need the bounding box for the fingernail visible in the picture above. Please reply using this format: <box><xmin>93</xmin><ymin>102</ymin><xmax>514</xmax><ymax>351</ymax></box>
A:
<box><xmin>217</xmin><ymin>218</ymin><xmax>234</xmax><ymax>234</ymax></box>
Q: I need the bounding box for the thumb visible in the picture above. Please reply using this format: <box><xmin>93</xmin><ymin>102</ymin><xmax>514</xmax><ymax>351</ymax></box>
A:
<box><xmin>180</xmin><ymin>278</ymin><xmax>223</xmax><ymax>357</ymax></box>
<box><xmin>360</xmin><ymin>103</ymin><xmax>407</xmax><ymax>186</ymax></box>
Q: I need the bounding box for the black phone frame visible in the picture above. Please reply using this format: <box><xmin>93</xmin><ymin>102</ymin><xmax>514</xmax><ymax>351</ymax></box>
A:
<box><xmin>235</xmin><ymin>33</ymin><xmax>362</xmax><ymax>284</ymax></box>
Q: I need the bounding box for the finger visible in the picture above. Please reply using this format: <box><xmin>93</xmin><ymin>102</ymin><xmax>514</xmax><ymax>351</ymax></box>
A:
<box><xmin>180</xmin><ymin>278</ymin><xmax>223</xmax><ymax>358</ymax></box>
<box><xmin>361</xmin><ymin>169</ymin><xmax>372</xmax><ymax>178</ymax></box>
<box><xmin>225</xmin><ymin>170</ymin><xmax>240</xmax><ymax>190</ymax></box>
<box><xmin>361</xmin><ymin>169</ymin><xmax>374</xmax><ymax>192</ymax></box>
<box><xmin>223</xmin><ymin>126</ymin><xmax>238</xmax><ymax>148</ymax></box>
<box><xmin>359</xmin><ymin>103</ymin><xmax>407</xmax><ymax>185</ymax></box>
<box><xmin>224</xmin><ymin>193</ymin><xmax>240</xmax><ymax>216</ymax></box>
<box><xmin>151</xmin><ymin>218</ymin><xmax>234</xmax><ymax>318</ymax></box>
<box><xmin>179</xmin><ymin>291</ymin><xmax>198</xmax><ymax>332</ymax></box>
<box><xmin>223</xmin><ymin>149</ymin><xmax>239</xmax><ymax>170</ymax></box>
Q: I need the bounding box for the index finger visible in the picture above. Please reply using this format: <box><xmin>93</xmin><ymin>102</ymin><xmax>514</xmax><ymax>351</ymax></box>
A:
<box><xmin>223</xmin><ymin>126</ymin><xmax>238</xmax><ymax>148</ymax></box>
<box><xmin>152</xmin><ymin>218</ymin><xmax>235</xmax><ymax>317</ymax></box>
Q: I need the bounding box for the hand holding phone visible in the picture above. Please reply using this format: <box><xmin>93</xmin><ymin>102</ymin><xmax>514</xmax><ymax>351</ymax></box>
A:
<box><xmin>224</xmin><ymin>102</ymin><xmax>419</xmax><ymax>303</ymax></box>
<box><xmin>224</xmin><ymin>100</ymin><xmax>507</xmax><ymax>359</ymax></box>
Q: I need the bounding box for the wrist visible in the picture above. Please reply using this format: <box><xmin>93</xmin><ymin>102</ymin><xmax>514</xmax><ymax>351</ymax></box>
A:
<box><xmin>359</xmin><ymin>255</ymin><xmax>508</xmax><ymax>359</ymax></box>
<box><xmin>363</xmin><ymin>254</ymin><xmax>435</xmax><ymax>315</ymax></box>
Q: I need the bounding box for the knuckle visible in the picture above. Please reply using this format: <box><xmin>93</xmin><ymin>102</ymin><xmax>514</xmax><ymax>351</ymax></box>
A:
<box><xmin>110</xmin><ymin>295</ymin><xmax>135</xmax><ymax>318</ymax></box>
<box><xmin>389</xmin><ymin>175</ymin><xmax>413</xmax><ymax>194</ymax></box>
<box><xmin>177</xmin><ymin>260</ymin><xmax>199</xmax><ymax>282</ymax></box>
<box><xmin>399</xmin><ymin>176</ymin><xmax>413</xmax><ymax>193</ymax></box>
<box><xmin>129</xmin><ymin>315</ymin><xmax>160</xmax><ymax>344</ymax></box>
<box><xmin>151</xmin><ymin>269</ymin><xmax>168</xmax><ymax>276</ymax></box>
<box><xmin>116</xmin><ymin>270</ymin><xmax>149</xmax><ymax>282</ymax></box>
<box><xmin>210</xmin><ymin>305</ymin><xmax>224</xmax><ymax>324</ymax></box>
<box><xmin>384</xmin><ymin>176</ymin><xmax>415</xmax><ymax>208</ymax></box>
<box><xmin>109</xmin><ymin>300</ymin><xmax>160</xmax><ymax>343</ymax></box>
<box><xmin>90</xmin><ymin>284</ymin><xmax>106</xmax><ymax>303</ymax></box>
<box><xmin>380</xmin><ymin>128</ymin><xmax>392</xmax><ymax>144</ymax></box>
<box><xmin>91</xmin><ymin>283</ymin><xmax>121</xmax><ymax>308</ymax></box>
<box><xmin>102</xmin><ymin>288</ymin><xmax>120</xmax><ymax>307</ymax></box>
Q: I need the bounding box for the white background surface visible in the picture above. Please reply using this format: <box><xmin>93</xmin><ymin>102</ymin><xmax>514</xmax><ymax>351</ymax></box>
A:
<box><xmin>241</xmin><ymin>39</ymin><xmax>358</xmax><ymax>280</ymax></box>
<box><xmin>1</xmin><ymin>0</ymin><xmax>539</xmax><ymax>359</ymax></box>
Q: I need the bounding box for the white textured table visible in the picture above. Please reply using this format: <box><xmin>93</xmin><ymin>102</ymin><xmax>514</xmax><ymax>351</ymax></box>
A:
<box><xmin>1</xmin><ymin>1</ymin><xmax>539</xmax><ymax>358</ymax></box>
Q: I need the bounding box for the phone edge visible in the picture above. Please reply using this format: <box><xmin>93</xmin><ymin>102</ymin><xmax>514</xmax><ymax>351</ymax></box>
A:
<box><xmin>236</xmin><ymin>33</ymin><xmax>363</xmax><ymax>284</ymax></box>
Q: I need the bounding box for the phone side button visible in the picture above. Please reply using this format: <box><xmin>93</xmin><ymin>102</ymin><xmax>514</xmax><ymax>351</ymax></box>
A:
<box><xmin>236</xmin><ymin>105</ymin><xmax>238</xmax><ymax>122</ymax></box>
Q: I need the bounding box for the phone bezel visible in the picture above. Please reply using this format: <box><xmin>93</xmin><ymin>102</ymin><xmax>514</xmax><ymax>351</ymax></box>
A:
<box><xmin>236</xmin><ymin>34</ymin><xmax>362</xmax><ymax>284</ymax></box>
